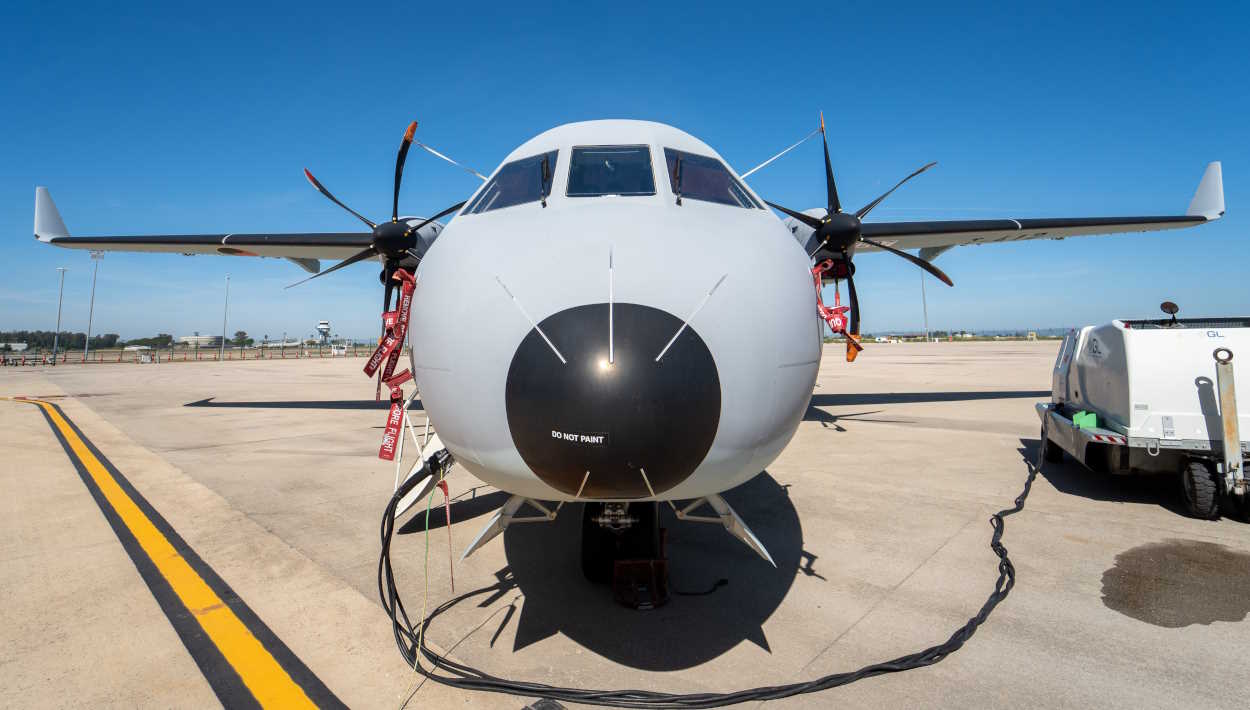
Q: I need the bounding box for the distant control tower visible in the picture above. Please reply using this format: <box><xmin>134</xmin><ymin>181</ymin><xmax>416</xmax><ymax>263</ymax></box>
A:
<box><xmin>317</xmin><ymin>320</ymin><xmax>331</xmax><ymax>344</ymax></box>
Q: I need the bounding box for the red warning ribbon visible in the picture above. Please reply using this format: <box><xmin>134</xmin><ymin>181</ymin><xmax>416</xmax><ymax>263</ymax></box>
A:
<box><xmin>436</xmin><ymin>479</ymin><xmax>455</xmax><ymax>593</ymax></box>
<box><xmin>811</xmin><ymin>259</ymin><xmax>863</xmax><ymax>354</ymax></box>
<box><xmin>386</xmin><ymin>368</ymin><xmax>413</xmax><ymax>388</ymax></box>
<box><xmin>372</xmin><ymin>269</ymin><xmax>418</xmax><ymax>460</ymax></box>
<box><xmin>364</xmin><ymin>270</ymin><xmax>416</xmax><ymax>378</ymax></box>
<box><xmin>811</xmin><ymin>259</ymin><xmax>849</xmax><ymax>335</ymax></box>
<box><xmin>378</xmin><ymin>385</ymin><xmax>405</xmax><ymax>461</ymax></box>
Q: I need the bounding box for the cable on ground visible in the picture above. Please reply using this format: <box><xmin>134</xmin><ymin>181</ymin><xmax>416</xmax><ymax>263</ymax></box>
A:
<box><xmin>379</xmin><ymin>439</ymin><xmax>1045</xmax><ymax>708</ymax></box>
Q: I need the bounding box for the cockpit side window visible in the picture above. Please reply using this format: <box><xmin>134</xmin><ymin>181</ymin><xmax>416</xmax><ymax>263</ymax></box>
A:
<box><xmin>566</xmin><ymin>145</ymin><xmax>656</xmax><ymax>197</ymax></box>
<box><xmin>663</xmin><ymin>148</ymin><xmax>761</xmax><ymax>209</ymax></box>
<box><xmin>462</xmin><ymin>150</ymin><xmax>558</xmax><ymax>215</ymax></box>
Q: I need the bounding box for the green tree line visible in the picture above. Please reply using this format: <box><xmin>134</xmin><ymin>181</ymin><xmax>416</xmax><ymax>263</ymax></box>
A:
<box><xmin>1</xmin><ymin>330</ymin><xmax>122</xmax><ymax>350</ymax></box>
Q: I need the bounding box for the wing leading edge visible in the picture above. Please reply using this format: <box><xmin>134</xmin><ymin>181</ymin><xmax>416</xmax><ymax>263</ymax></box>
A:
<box><xmin>33</xmin><ymin>187</ymin><xmax>374</xmax><ymax>262</ymax></box>
<box><xmin>791</xmin><ymin>162</ymin><xmax>1224</xmax><ymax>255</ymax></box>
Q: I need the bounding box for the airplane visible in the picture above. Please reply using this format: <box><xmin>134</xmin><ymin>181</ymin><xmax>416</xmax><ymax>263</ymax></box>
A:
<box><xmin>32</xmin><ymin>118</ymin><xmax>1225</xmax><ymax>580</ymax></box>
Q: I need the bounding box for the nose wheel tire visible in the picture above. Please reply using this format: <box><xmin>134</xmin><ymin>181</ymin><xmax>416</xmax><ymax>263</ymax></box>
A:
<box><xmin>581</xmin><ymin>504</ymin><xmax>615</xmax><ymax>583</ymax></box>
<box><xmin>580</xmin><ymin>502</ymin><xmax>662</xmax><ymax>583</ymax></box>
<box><xmin>1180</xmin><ymin>459</ymin><xmax>1220</xmax><ymax>520</ymax></box>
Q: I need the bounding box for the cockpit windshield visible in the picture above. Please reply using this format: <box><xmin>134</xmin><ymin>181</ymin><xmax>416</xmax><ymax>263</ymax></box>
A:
<box><xmin>463</xmin><ymin>150</ymin><xmax>558</xmax><ymax>215</ymax></box>
<box><xmin>566</xmin><ymin>145</ymin><xmax>656</xmax><ymax>197</ymax></box>
<box><xmin>664</xmin><ymin>148</ymin><xmax>761</xmax><ymax>209</ymax></box>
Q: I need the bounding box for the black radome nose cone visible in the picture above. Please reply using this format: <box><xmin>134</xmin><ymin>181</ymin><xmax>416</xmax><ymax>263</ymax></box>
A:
<box><xmin>505</xmin><ymin>303</ymin><xmax>720</xmax><ymax>498</ymax></box>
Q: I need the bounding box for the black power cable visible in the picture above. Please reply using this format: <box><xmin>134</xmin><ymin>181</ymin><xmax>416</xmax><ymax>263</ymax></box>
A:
<box><xmin>379</xmin><ymin>449</ymin><xmax>1042</xmax><ymax>708</ymax></box>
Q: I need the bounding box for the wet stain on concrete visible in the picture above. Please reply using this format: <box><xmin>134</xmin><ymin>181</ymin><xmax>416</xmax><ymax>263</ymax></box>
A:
<box><xmin>1101</xmin><ymin>539</ymin><xmax>1250</xmax><ymax>628</ymax></box>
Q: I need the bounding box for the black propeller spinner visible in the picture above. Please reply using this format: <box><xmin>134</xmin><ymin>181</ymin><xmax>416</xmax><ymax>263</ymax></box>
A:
<box><xmin>287</xmin><ymin>121</ymin><xmax>466</xmax><ymax>298</ymax></box>
<box><xmin>765</xmin><ymin>114</ymin><xmax>952</xmax><ymax>335</ymax></box>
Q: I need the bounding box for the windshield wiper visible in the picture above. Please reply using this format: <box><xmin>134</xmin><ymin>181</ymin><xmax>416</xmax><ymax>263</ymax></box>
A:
<box><xmin>539</xmin><ymin>155</ymin><xmax>552</xmax><ymax>208</ymax></box>
<box><xmin>673</xmin><ymin>156</ymin><xmax>683</xmax><ymax>206</ymax></box>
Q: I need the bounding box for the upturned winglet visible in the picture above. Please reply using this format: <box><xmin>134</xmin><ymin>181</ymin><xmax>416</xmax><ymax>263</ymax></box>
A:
<box><xmin>1186</xmin><ymin>161</ymin><xmax>1224</xmax><ymax>220</ymax></box>
<box><xmin>34</xmin><ymin>186</ymin><xmax>70</xmax><ymax>241</ymax></box>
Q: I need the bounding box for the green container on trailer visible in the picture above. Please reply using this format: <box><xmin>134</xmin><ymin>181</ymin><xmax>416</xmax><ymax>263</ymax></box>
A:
<box><xmin>1073</xmin><ymin>410</ymin><xmax>1098</xmax><ymax>430</ymax></box>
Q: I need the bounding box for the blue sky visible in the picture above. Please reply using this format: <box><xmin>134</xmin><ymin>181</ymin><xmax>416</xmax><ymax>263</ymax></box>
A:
<box><xmin>2</xmin><ymin>1</ymin><xmax>1246</xmax><ymax>340</ymax></box>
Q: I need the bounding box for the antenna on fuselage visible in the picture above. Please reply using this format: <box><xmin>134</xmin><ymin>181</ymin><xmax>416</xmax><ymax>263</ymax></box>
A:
<box><xmin>739</xmin><ymin>121</ymin><xmax>823</xmax><ymax>180</ymax></box>
<box><xmin>413</xmin><ymin>140</ymin><xmax>488</xmax><ymax>182</ymax></box>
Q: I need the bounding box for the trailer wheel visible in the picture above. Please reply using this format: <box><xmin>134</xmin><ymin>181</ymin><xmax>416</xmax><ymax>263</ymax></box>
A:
<box><xmin>1180</xmin><ymin>459</ymin><xmax>1220</xmax><ymax>520</ymax></box>
<box><xmin>1042</xmin><ymin>427</ymin><xmax>1064</xmax><ymax>463</ymax></box>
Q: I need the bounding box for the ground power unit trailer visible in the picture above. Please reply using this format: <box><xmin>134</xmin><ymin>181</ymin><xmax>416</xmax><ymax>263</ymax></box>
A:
<box><xmin>1039</xmin><ymin>311</ymin><xmax>1249</xmax><ymax>520</ymax></box>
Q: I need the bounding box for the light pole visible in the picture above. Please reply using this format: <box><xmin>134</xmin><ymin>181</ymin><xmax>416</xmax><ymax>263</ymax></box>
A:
<box><xmin>85</xmin><ymin>252</ymin><xmax>102</xmax><ymax>361</ymax></box>
<box><xmin>920</xmin><ymin>270</ymin><xmax>930</xmax><ymax>342</ymax></box>
<box><xmin>219</xmin><ymin>275</ymin><xmax>230</xmax><ymax>361</ymax></box>
<box><xmin>52</xmin><ymin>267</ymin><xmax>67</xmax><ymax>365</ymax></box>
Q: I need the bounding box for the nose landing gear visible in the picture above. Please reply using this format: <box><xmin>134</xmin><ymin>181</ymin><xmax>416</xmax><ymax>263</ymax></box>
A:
<box><xmin>459</xmin><ymin>492</ymin><xmax>772</xmax><ymax>610</ymax></box>
<box><xmin>581</xmin><ymin>502</ymin><xmax>669</xmax><ymax>609</ymax></box>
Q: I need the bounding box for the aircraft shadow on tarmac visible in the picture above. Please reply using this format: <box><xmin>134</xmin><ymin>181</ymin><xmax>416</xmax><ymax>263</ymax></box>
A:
<box><xmin>398</xmin><ymin>490</ymin><xmax>512</xmax><ymax>532</ymax></box>
<box><xmin>455</xmin><ymin>472</ymin><xmax>805</xmax><ymax>672</ymax></box>
<box><xmin>802</xmin><ymin>407</ymin><xmax>915</xmax><ymax>429</ymax></box>
<box><xmin>181</xmin><ymin>391</ymin><xmax>1047</xmax><ymax>412</ymax></box>
<box><xmin>809</xmin><ymin>390</ymin><xmax>1049</xmax><ymax>407</ymax></box>
<box><xmin>186</xmin><ymin>396</ymin><xmax>417</xmax><ymax>410</ymax></box>
<box><xmin>1017</xmin><ymin>439</ymin><xmax>1187</xmax><ymax>516</ymax></box>
<box><xmin>803</xmin><ymin>390</ymin><xmax>1048</xmax><ymax>428</ymax></box>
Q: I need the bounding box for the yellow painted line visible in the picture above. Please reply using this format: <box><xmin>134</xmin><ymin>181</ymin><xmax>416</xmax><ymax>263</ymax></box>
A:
<box><xmin>23</xmin><ymin>398</ymin><xmax>317</xmax><ymax>709</ymax></box>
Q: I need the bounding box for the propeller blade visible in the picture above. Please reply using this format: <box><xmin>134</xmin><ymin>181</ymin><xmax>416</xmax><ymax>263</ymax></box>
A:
<box><xmin>860</xmin><ymin>237</ymin><xmax>954</xmax><ymax>286</ymax></box>
<box><xmin>840</xmin><ymin>252</ymin><xmax>863</xmax><ymax>360</ymax></box>
<box><xmin>845</xmin><ymin>331</ymin><xmax>864</xmax><ymax>357</ymax></box>
<box><xmin>819</xmin><ymin>112</ymin><xmax>841</xmax><ymax>213</ymax></box>
<box><xmin>284</xmin><ymin>246</ymin><xmax>377</xmax><ymax>289</ymax></box>
<box><xmin>846</xmin><ymin>266</ymin><xmax>860</xmax><ymax>335</ymax></box>
<box><xmin>844</xmin><ymin>268</ymin><xmax>863</xmax><ymax>360</ymax></box>
<box><xmin>764</xmin><ymin>201</ymin><xmax>823</xmax><ymax>230</ymax></box>
<box><xmin>303</xmin><ymin>169</ymin><xmax>376</xmax><ymax>229</ymax></box>
<box><xmin>855</xmin><ymin>162</ymin><xmax>938</xmax><ymax>220</ymax></box>
<box><xmin>392</xmin><ymin>121</ymin><xmax>418</xmax><ymax>222</ymax></box>
<box><xmin>381</xmin><ymin>262</ymin><xmax>396</xmax><ymax>313</ymax></box>
<box><xmin>403</xmin><ymin>200</ymin><xmax>468</xmax><ymax>237</ymax></box>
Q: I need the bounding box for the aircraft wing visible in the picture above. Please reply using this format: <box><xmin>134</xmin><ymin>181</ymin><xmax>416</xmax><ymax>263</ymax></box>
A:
<box><xmin>33</xmin><ymin>187</ymin><xmax>374</xmax><ymax>272</ymax></box>
<box><xmin>795</xmin><ymin>162</ymin><xmax>1224</xmax><ymax>258</ymax></box>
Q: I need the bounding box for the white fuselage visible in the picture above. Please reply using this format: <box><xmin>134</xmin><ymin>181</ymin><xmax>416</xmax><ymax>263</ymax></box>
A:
<box><xmin>409</xmin><ymin>120</ymin><xmax>820</xmax><ymax>502</ymax></box>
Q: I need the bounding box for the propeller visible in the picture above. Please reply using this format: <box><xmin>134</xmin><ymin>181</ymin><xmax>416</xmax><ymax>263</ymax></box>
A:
<box><xmin>287</xmin><ymin>121</ymin><xmax>466</xmax><ymax>291</ymax></box>
<box><xmin>765</xmin><ymin>113</ymin><xmax>952</xmax><ymax>349</ymax></box>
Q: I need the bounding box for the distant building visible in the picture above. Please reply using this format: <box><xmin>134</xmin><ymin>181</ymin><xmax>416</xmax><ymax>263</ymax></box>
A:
<box><xmin>178</xmin><ymin>335</ymin><xmax>223</xmax><ymax>348</ymax></box>
<box><xmin>2</xmin><ymin>342</ymin><xmax>28</xmax><ymax>352</ymax></box>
